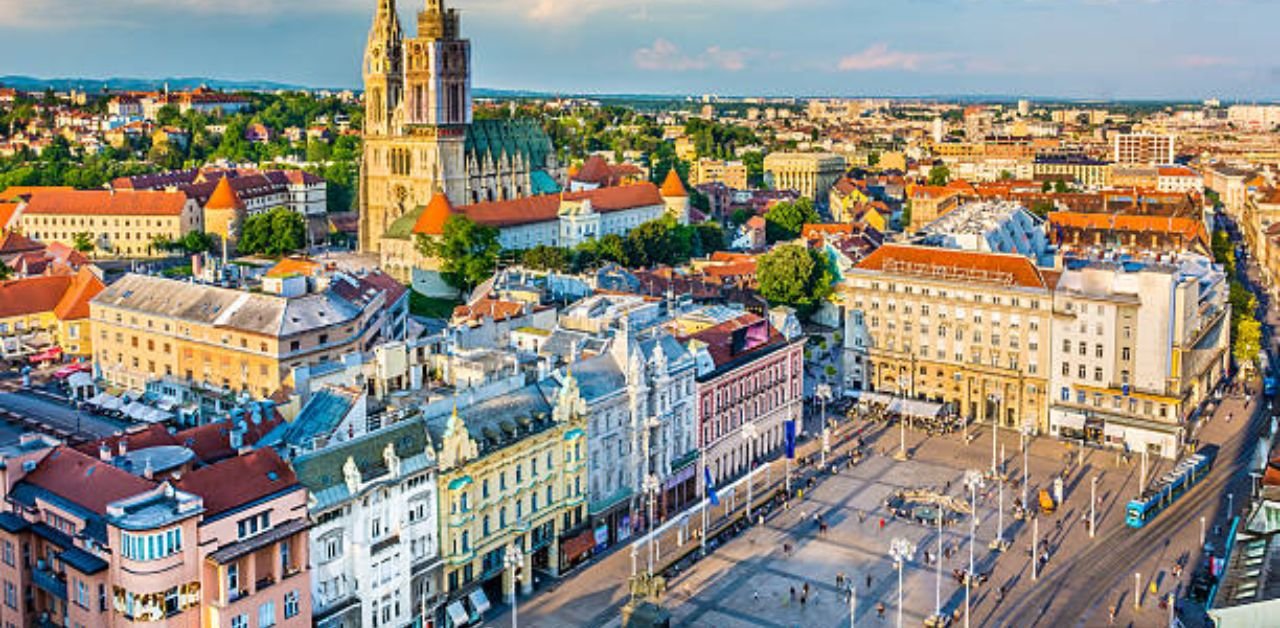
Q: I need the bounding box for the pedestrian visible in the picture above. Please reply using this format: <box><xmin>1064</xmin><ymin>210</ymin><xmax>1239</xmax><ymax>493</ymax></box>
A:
<box><xmin>879</xmin><ymin>518</ymin><xmax>886</xmax><ymax>532</ymax></box>
<box><xmin>790</xmin><ymin>586</ymin><xmax>796</xmax><ymax>603</ymax></box>
<box><xmin>866</xmin><ymin>574</ymin><xmax>873</xmax><ymax>589</ymax></box>
<box><xmin>877</xmin><ymin>602</ymin><xmax>886</xmax><ymax>619</ymax></box>
<box><xmin>754</xmin><ymin>589</ymin><xmax>760</xmax><ymax>603</ymax></box>
<box><xmin>803</xmin><ymin>582</ymin><xmax>810</xmax><ymax>597</ymax></box>
<box><xmin>800</xmin><ymin>593</ymin><xmax>807</xmax><ymax>608</ymax></box>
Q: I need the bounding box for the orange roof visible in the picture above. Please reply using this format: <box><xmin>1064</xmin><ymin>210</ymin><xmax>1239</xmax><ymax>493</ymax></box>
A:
<box><xmin>412</xmin><ymin>192</ymin><xmax>455</xmax><ymax>236</ymax></box>
<box><xmin>265</xmin><ymin>257</ymin><xmax>322</xmax><ymax>278</ymax></box>
<box><xmin>53</xmin><ymin>267</ymin><xmax>104</xmax><ymax>320</ymax></box>
<box><xmin>452</xmin><ymin>298</ymin><xmax>525</xmax><ymax>324</ymax></box>
<box><xmin>909</xmin><ymin>185</ymin><xmax>958</xmax><ymax>200</ymax></box>
<box><xmin>436</xmin><ymin>183</ymin><xmax>665</xmax><ymax>230</ymax></box>
<box><xmin>1157</xmin><ymin>166</ymin><xmax>1197</xmax><ymax>177</ymax></box>
<box><xmin>1047</xmin><ymin>212</ymin><xmax>1209</xmax><ymax>243</ymax></box>
<box><xmin>205</xmin><ymin>176</ymin><xmax>244</xmax><ymax>211</ymax></box>
<box><xmin>0</xmin><ymin>186</ymin><xmax>73</xmax><ymax>202</ymax></box>
<box><xmin>660</xmin><ymin>169</ymin><xmax>688</xmax><ymax>197</ymax></box>
<box><xmin>23</xmin><ymin>189</ymin><xmax>190</xmax><ymax>216</ymax></box>
<box><xmin>855</xmin><ymin>243</ymin><xmax>1048</xmax><ymax>289</ymax></box>
<box><xmin>0</xmin><ymin>202</ymin><xmax>20</xmax><ymax>230</ymax></box>
<box><xmin>802</xmin><ymin>223</ymin><xmax>854</xmax><ymax>237</ymax></box>
<box><xmin>0</xmin><ymin>231</ymin><xmax>42</xmax><ymax>255</ymax></box>
<box><xmin>0</xmin><ymin>275</ymin><xmax>74</xmax><ymax>318</ymax></box>
<box><xmin>574</xmin><ymin>155</ymin><xmax>613</xmax><ymax>184</ymax></box>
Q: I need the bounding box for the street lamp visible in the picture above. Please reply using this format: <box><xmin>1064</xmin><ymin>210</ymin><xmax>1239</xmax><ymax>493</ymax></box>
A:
<box><xmin>1021</xmin><ymin>424</ymin><xmax>1033</xmax><ymax>510</ymax></box>
<box><xmin>894</xmin><ymin>377</ymin><xmax>912</xmax><ymax>461</ymax></box>
<box><xmin>990</xmin><ymin>471</ymin><xmax>1008</xmax><ymax>552</ymax></box>
<box><xmin>989</xmin><ymin>393</ymin><xmax>1001</xmax><ymax>475</ymax></box>
<box><xmin>964</xmin><ymin>470</ymin><xmax>985</xmax><ymax>628</ymax></box>
<box><xmin>1089</xmin><ymin>476</ymin><xmax>1099</xmax><ymax>539</ymax></box>
<box><xmin>742</xmin><ymin>422</ymin><xmax>758</xmax><ymax>520</ymax></box>
<box><xmin>817</xmin><ymin>383</ymin><xmax>832</xmax><ymax>468</ymax></box>
<box><xmin>888</xmin><ymin>537</ymin><xmax>915</xmax><ymax>628</ymax></box>
<box><xmin>644</xmin><ymin>474</ymin><xmax>661</xmax><ymax>577</ymax></box>
<box><xmin>504</xmin><ymin>544</ymin><xmax>523</xmax><ymax>628</ymax></box>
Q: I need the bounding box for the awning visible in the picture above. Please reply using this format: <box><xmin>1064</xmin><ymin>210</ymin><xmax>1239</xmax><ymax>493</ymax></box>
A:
<box><xmin>561</xmin><ymin>529</ymin><xmax>596</xmax><ymax>562</ymax></box>
<box><xmin>467</xmin><ymin>588</ymin><xmax>491</xmax><ymax>616</ymax></box>
<box><xmin>66</xmin><ymin>372</ymin><xmax>93</xmax><ymax>391</ymax></box>
<box><xmin>98</xmin><ymin>395</ymin><xmax>122</xmax><ymax>411</ymax></box>
<box><xmin>123</xmin><ymin>402</ymin><xmax>149</xmax><ymax>421</ymax></box>
<box><xmin>1054</xmin><ymin>412</ymin><xmax>1086</xmax><ymax>431</ymax></box>
<box><xmin>28</xmin><ymin>347</ymin><xmax>62</xmax><ymax>363</ymax></box>
<box><xmin>445</xmin><ymin>601</ymin><xmax>470</xmax><ymax>627</ymax></box>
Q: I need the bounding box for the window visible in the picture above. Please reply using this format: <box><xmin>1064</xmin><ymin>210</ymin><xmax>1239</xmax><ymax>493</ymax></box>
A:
<box><xmin>122</xmin><ymin>528</ymin><xmax>182</xmax><ymax>561</ymax></box>
<box><xmin>1062</xmin><ymin>339</ymin><xmax>1070</xmax><ymax>352</ymax></box>
<box><xmin>258</xmin><ymin>601</ymin><xmax>276</xmax><ymax>627</ymax></box>
<box><xmin>284</xmin><ymin>591</ymin><xmax>299</xmax><ymax>618</ymax></box>
<box><xmin>1121</xmin><ymin>347</ymin><xmax>1131</xmax><ymax>361</ymax></box>
<box><xmin>227</xmin><ymin>564</ymin><xmax>240</xmax><ymax>595</ymax></box>
<box><xmin>1</xmin><ymin>541</ymin><xmax>11</xmax><ymax>566</ymax></box>
<box><xmin>1061</xmin><ymin>363</ymin><xmax>1070</xmax><ymax>376</ymax></box>
<box><xmin>1077</xmin><ymin>365</ymin><xmax>1086</xmax><ymax>378</ymax></box>
<box><xmin>3</xmin><ymin>581</ymin><xmax>14</xmax><ymax>609</ymax></box>
<box><xmin>231</xmin><ymin>614</ymin><xmax>248</xmax><ymax>628</ymax></box>
<box><xmin>75</xmin><ymin>579</ymin><xmax>89</xmax><ymax>609</ymax></box>
<box><xmin>1095</xmin><ymin>344</ymin><xmax>1103</xmax><ymax>358</ymax></box>
<box><xmin>1094</xmin><ymin>367</ymin><xmax>1103</xmax><ymax>382</ymax></box>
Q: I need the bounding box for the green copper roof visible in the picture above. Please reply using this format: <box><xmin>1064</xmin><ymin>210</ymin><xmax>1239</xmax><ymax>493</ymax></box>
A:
<box><xmin>530</xmin><ymin>169</ymin><xmax>561</xmax><ymax>195</ymax></box>
<box><xmin>465</xmin><ymin>119</ymin><xmax>554</xmax><ymax>169</ymax></box>
<box><xmin>384</xmin><ymin>205</ymin><xmax>426</xmax><ymax>240</ymax></box>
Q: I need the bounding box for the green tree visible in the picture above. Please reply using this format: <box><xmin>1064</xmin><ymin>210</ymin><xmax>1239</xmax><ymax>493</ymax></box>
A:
<box><xmin>1029</xmin><ymin>200</ymin><xmax>1055</xmax><ymax>219</ymax></box>
<box><xmin>1041</xmin><ymin>180</ymin><xmax>1053</xmax><ymax>193</ymax></box>
<box><xmin>180</xmin><ymin>231</ymin><xmax>215</xmax><ymax>254</ymax></box>
<box><xmin>416</xmin><ymin>215</ymin><xmax>500</xmax><ymax>292</ymax></box>
<box><xmin>72</xmin><ymin>232</ymin><xmax>94</xmax><ymax>254</ymax></box>
<box><xmin>626</xmin><ymin>219</ymin><xmax>675</xmax><ymax>267</ymax></box>
<box><xmin>0</xmin><ymin>258</ymin><xmax>11</xmax><ymax>281</ymax></box>
<box><xmin>756</xmin><ymin>244</ymin><xmax>834</xmax><ymax>317</ymax></box>
<box><xmin>238</xmin><ymin>208</ymin><xmax>305</xmax><ymax>256</ymax></box>
<box><xmin>1235</xmin><ymin>317</ymin><xmax>1263</xmax><ymax>368</ymax></box>
<box><xmin>1053</xmin><ymin>180</ymin><xmax>1069</xmax><ymax>194</ymax></box>
<box><xmin>729</xmin><ymin>208</ymin><xmax>754</xmax><ymax>227</ymax></box>
<box><xmin>695</xmin><ymin>222</ymin><xmax>725</xmax><ymax>253</ymax></box>
<box><xmin>927</xmin><ymin>164</ymin><xmax>951</xmax><ymax>186</ymax></box>
<box><xmin>521</xmin><ymin>245</ymin><xmax>570</xmax><ymax>272</ymax></box>
<box><xmin>1212</xmin><ymin>229</ymin><xmax>1236</xmax><ymax>276</ymax></box>
<box><xmin>155</xmin><ymin>105</ymin><xmax>181</xmax><ymax>127</ymax></box>
<box><xmin>764</xmin><ymin>197</ymin><xmax>819</xmax><ymax>243</ymax></box>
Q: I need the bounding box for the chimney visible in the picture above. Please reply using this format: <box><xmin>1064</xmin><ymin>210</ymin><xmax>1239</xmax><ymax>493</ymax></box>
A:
<box><xmin>143</xmin><ymin>458</ymin><xmax>154</xmax><ymax>481</ymax></box>
<box><xmin>118</xmin><ymin>438</ymin><xmax>127</xmax><ymax>457</ymax></box>
<box><xmin>229</xmin><ymin>422</ymin><xmax>246</xmax><ymax>453</ymax></box>
<box><xmin>99</xmin><ymin>443</ymin><xmax>111</xmax><ymax>462</ymax></box>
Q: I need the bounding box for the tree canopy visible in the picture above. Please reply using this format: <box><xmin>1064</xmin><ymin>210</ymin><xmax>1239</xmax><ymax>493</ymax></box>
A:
<box><xmin>238</xmin><ymin>207</ymin><xmax>306</xmax><ymax>257</ymax></box>
<box><xmin>757</xmin><ymin>244</ymin><xmax>834</xmax><ymax>316</ymax></box>
<box><xmin>416</xmin><ymin>215</ymin><xmax>501</xmax><ymax>292</ymax></box>
<box><xmin>927</xmin><ymin>164</ymin><xmax>951</xmax><ymax>186</ymax></box>
<box><xmin>764</xmin><ymin>197</ymin><xmax>819</xmax><ymax>243</ymax></box>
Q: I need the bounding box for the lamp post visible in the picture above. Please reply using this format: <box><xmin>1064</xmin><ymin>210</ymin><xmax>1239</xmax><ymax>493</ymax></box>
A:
<box><xmin>505</xmin><ymin>544</ymin><xmax>524</xmax><ymax>628</ymax></box>
<box><xmin>964</xmin><ymin>470</ymin><xmax>985</xmax><ymax>628</ymax></box>
<box><xmin>989</xmin><ymin>393</ymin><xmax>1001</xmax><ymax>475</ymax></box>
<box><xmin>1134</xmin><ymin>571</ymin><xmax>1141</xmax><ymax>610</ymax></box>
<box><xmin>1228</xmin><ymin>492</ymin><xmax>1235</xmax><ymax>521</ymax></box>
<box><xmin>1032</xmin><ymin>516</ymin><xmax>1039</xmax><ymax>581</ymax></box>
<box><xmin>955</xmin><ymin>372</ymin><xmax>967</xmax><ymax>443</ymax></box>
<box><xmin>1021</xmin><ymin>424</ymin><xmax>1032</xmax><ymax>510</ymax></box>
<box><xmin>1089</xmin><ymin>475</ymin><xmax>1098</xmax><ymax>538</ymax></box>
<box><xmin>742</xmin><ymin>422</ymin><xmax>758</xmax><ymax>520</ymax></box>
<box><xmin>933</xmin><ymin>503</ymin><xmax>943</xmax><ymax>622</ymax></box>
<box><xmin>644</xmin><ymin>474</ymin><xmax>660</xmax><ymax>578</ymax></box>
<box><xmin>889</xmin><ymin>538</ymin><xmax>915</xmax><ymax>628</ymax></box>
<box><xmin>894</xmin><ymin>377</ymin><xmax>912</xmax><ymax>461</ymax></box>
<box><xmin>1200</xmin><ymin>515</ymin><xmax>1206</xmax><ymax>548</ymax></box>
<box><xmin>991</xmin><ymin>471</ymin><xmax>1008</xmax><ymax>551</ymax></box>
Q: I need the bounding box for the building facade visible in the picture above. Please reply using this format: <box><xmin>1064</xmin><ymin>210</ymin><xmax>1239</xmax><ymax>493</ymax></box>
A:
<box><xmin>426</xmin><ymin>381</ymin><xmax>587</xmax><ymax>626</ymax></box>
<box><xmin>841</xmin><ymin>244</ymin><xmax>1053</xmax><ymax>432</ymax></box>
<box><xmin>1047</xmin><ymin>255</ymin><xmax>1229</xmax><ymax>458</ymax></box>
<box><xmin>1113</xmin><ymin>133</ymin><xmax>1175</xmax><ymax>165</ymax></box>
<box><xmin>293</xmin><ymin>419</ymin><xmax>443</xmax><ymax>628</ymax></box>
<box><xmin>763</xmin><ymin>152</ymin><xmax>846</xmax><ymax>201</ymax></box>
<box><xmin>690</xmin><ymin>159</ymin><xmax>748</xmax><ymax>191</ymax></box>
<box><xmin>19</xmin><ymin>189</ymin><xmax>203</xmax><ymax>258</ymax></box>
<box><xmin>90</xmin><ymin>272</ymin><xmax>403</xmax><ymax>398</ymax></box>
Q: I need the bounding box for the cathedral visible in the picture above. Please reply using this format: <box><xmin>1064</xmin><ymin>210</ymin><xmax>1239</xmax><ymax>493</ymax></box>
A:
<box><xmin>358</xmin><ymin>0</ymin><xmax>561</xmax><ymax>253</ymax></box>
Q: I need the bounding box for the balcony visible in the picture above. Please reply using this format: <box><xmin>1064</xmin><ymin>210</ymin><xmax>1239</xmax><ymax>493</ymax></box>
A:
<box><xmin>31</xmin><ymin>564</ymin><xmax>67</xmax><ymax>601</ymax></box>
<box><xmin>371</xmin><ymin>534</ymin><xmax>400</xmax><ymax>556</ymax></box>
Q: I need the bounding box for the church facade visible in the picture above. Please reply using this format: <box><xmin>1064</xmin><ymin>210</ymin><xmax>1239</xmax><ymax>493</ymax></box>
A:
<box><xmin>358</xmin><ymin>0</ymin><xmax>561</xmax><ymax>254</ymax></box>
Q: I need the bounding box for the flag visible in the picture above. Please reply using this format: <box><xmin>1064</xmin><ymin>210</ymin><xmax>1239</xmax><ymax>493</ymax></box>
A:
<box><xmin>784</xmin><ymin>419</ymin><xmax>796</xmax><ymax>459</ymax></box>
<box><xmin>704</xmin><ymin>466</ymin><xmax>719</xmax><ymax>506</ymax></box>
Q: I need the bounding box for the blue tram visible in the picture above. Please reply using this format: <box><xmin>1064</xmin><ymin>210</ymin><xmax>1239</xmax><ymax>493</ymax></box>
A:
<box><xmin>1125</xmin><ymin>445</ymin><xmax>1218</xmax><ymax>528</ymax></box>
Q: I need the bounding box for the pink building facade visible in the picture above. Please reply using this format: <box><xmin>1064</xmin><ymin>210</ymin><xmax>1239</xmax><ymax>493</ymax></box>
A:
<box><xmin>0</xmin><ymin>426</ymin><xmax>310</xmax><ymax>628</ymax></box>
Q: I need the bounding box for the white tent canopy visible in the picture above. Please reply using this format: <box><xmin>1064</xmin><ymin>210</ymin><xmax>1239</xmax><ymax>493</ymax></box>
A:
<box><xmin>859</xmin><ymin>391</ymin><xmax>945</xmax><ymax>417</ymax></box>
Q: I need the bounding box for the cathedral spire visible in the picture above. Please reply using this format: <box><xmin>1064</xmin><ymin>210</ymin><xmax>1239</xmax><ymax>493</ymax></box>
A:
<box><xmin>363</xmin><ymin>0</ymin><xmax>404</xmax><ymax>137</ymax></box>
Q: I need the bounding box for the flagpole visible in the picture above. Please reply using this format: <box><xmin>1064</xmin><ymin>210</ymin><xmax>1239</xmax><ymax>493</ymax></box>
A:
<box><xmin>700</xmin><ymin>448</ymin><xmax>707</xmax><ymax>555</ymax></box>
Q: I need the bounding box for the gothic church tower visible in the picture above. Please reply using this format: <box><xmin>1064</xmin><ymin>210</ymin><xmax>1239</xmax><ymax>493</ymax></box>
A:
<box><xmin>359</xmin><ymin>0</ymin><xmax>471</xmax><ymax>253</ymax></box>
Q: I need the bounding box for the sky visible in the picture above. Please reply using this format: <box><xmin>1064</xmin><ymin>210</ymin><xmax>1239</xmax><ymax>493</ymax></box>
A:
<box><xmin>0</xmin><ymin>0</ymin><xmax>1277</xmax><ymax>100</ymax></box>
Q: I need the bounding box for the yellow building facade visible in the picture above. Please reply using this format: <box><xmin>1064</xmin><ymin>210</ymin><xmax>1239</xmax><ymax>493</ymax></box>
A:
<box><xmin>430</xmin><ymin>375</ymin><xmax>588</xmax><ymax>611</ymax></box>
<box><xmin>763</xmin><ymin>152</ymin><xmax>847</xmax><ymax>200</ymax></box>
<box><xmin>841</xmin><ymin>244</ymin><xmax>1053</xmax><ymax>432</ymax></box>
<box><xmin>90</xmin><ymin>274</ymin><xmax>389</xmax><ymax>397</ymax></box>
<box><xmin>19</xmin><ymin>189</ymin><xmax>202</xmax><ymax>258</ymax></box>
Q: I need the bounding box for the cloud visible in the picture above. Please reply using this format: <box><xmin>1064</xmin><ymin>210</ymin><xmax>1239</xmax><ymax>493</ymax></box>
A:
<box><xmin>633</xmin><ymin>39</ymin><xmax>750</xmax><ymax>72</ymax></box>
<box><xmin>837</xmin><ymin>43</ymin><xmax>951</xmax><ymax>72</ymax></box>
<box><xmin>472</xmin><ymin>0</ymin><xmax>815</xmax><ymax>25</ymax></box>
<box><xmin>1175</xmin><ymin>55</ymin><xmax>1238</xmax><ymax>69</ymax></box>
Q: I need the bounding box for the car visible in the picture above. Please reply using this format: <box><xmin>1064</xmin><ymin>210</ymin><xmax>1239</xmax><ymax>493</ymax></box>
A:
<box><xmin>1265</xmin><ymin>377</ymin><xmax>1276</xmax><ymax>397</ymax></box>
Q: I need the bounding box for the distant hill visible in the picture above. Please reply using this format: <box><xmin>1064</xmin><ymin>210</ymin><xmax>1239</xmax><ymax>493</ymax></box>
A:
<box><xmin>0</xmin><ymin>75</ymin><xmax>316</xmax><ymax>93</ymax></box>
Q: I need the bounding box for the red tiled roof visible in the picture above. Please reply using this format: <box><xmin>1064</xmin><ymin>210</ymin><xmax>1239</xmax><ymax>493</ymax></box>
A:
<box><xmin>0</xmin><ymin>203</ymin><xmax>20</xmax><ymax>230</ymax></box>
<box><xmin>0</xmin><ymin>275</ymin><xmax>73</xmax><ymax>318</ymax></box>
<box><xmin>453</xmin><ymin>297</ymin><xmax>524</xmax><ymax>324</ymax></box>
<box><xmin>175</xmin><ymin>448</ymin><xmax>297</xmax><ymax>518</ymax></box>
<box><xmin>0</xmin><ymin>186</ymin><xmax>73</xmax><ymax>202</ymax></box>
<box><xmin>455</xmin><ymin>183</ymin><xmax>665</xmax><ymax>229</ymax></box>
<box><xmin>660</xmin><ymin>169</ymin><xmax>688</xmax><ymax>197</ymax></box>
<box><xmin>265</xmin><ymin>257</ymin><xmax>322</xmax><ymax>278</ymax></box>
<box><xmin>205</xmin><ymin>176</ymin><xmax>244</xmax><ymax>211</ymax></box>
<box><xmin>53</xmin><ymin>267</ymin><xmax>105</xmax><ymax>320</ymax></box>
<box><xmin>855</xmin><ymin>244</ymin><xmax>1048</xmax><ymax>289</ymax></box>
<box><xmin>684</xmin><ymin>313</ymin><xmax>785</xmax><ymax>369</ymax></box>
<box><xmin>1047</xmin><ymin>212</ymin><xmax>1209</xmax><ymax>244</ymax></box>
<box><xmin>412</xmin><ymin>192</ymin><xmax>455</xmax><ymax>236</ymax></box>
<box><xmin>0</xmin><ymin>231</ymin><xmax>42</xmax><ymax>255</ymax></box>
<box><xmin>22</xmin><ymin>446</ymin><xmax>155</xmax><ymax>515</ymax></box>
<box><xmin>802</xmin><ymin>223</ymin><xmax>854</xmax><ymax>237</ymax></box>
<box><xmin>23</xmin><ymin>189</ymin><xmax>190</xmax><ymax>216</ymax></box>
<box><xmin>173</xmin><ymin>414</ymin><xmax>284</xmax><ymax>464</ymax></box>
<box><xmin>574</xmin><ymin>155</ymin><xmax>613</xmax><ymax>184</ymax></box>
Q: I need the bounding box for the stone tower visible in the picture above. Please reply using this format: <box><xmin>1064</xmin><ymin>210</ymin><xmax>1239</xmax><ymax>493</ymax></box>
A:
<box><xmin>359</xmin><ymin>0</ymin><xmax>472</xmax><ymax>253</ymax></box>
